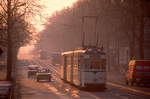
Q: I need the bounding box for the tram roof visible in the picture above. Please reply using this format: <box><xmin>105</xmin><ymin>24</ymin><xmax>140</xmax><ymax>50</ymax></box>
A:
<box><xmin>61</xmin><ymin>50</ymin><xmax>86</xmax><ymax>55</ymax></box>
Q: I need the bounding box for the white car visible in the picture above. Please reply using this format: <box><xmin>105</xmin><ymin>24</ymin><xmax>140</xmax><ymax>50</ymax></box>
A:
<box><xmin>27</xmin><ymin>65</ymin><xmax>39</xmax><ymax>77</ymax></box>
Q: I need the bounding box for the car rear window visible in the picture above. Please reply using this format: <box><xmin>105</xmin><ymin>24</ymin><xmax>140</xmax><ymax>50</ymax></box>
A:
<box><xmin>135</xmin><ymin>66</ymin><xmax>150</xmax><ymax>71</ymax></box>
<box><xmin>134</xmin><ymin>61</ymin><xmax>150</xmax><ymax>71</ymax></box>
<box><xmin>135</xmin><ymin>66</ymin><xmax>143</xmax><ymax>70</ymax></box>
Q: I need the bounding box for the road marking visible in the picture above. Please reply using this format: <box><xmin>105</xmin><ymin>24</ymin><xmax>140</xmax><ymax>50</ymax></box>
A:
<box><xmin>107</xmin><ymin>82</ymin><xmax>150</xmax><ymax>96</ymax></box>
<box><xmin>49</xmin><ymin>66</ymin><xmax>60</xmax><ymax>75</ymax></box>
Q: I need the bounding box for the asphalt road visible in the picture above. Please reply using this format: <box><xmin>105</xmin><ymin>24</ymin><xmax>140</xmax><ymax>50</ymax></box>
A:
<box><xmin>16</xmin><ymin>59</ymin><xmax>150</xmax><ymax>99</ymax></box>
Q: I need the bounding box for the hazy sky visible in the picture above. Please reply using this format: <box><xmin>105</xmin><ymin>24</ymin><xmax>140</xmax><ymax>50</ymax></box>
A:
<box><xmin>35</xmin><ymin>0</ymin><xmax>78</xmax><ymax>31</ymax></box>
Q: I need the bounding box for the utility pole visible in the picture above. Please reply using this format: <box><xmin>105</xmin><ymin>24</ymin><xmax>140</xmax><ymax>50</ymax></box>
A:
<box><xmin>7</xmin><ymin>0</ymin><xmax>13</xmax><ymax>80</ymax></box>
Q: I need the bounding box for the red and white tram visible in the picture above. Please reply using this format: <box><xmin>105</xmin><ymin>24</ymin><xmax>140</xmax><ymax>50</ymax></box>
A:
<box><xmin>61</xmin><ymin>47</ymin><xmax>106</xmax><ymax>90</ymax></box>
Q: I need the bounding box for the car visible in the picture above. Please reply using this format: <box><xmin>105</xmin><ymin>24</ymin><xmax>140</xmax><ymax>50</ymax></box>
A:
<box><xmin>36</xmin><ymin>69</ymin><xmax>51</xmax><ymax>82</ymax></box>
<box><xmin>125</xmin><ymin>60</ymin><xmax>150</xmax><ymax>86</ymax></box>
<box><xmin>0</xmin><ymin>81</ymin><xmax>13</xmax><ymax>99</ymax></box>
<box><xmin>27</xmin><ymin>65</ymin><xmax>39</xmax><ymax>77</ymax></box>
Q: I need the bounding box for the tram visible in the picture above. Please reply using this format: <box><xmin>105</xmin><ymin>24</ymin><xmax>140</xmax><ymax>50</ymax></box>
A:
<box><xmin>61</xmin><ymin>47</ymin><xmax>106</xmax><ymax>90</ymax></box>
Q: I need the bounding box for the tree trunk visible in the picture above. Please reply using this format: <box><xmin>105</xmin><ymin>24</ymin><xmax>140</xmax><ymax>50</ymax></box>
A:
<box><xmin>138</xmin><ymin>18</ymin><xmax>144</xmax><ymax>59</ymax></box>
<box><xmin>138</xmin><ymin>0</ymin><xmax>145</xmax><ymax>59</ymax></box>
<box><xmin>129</xmin><ymin>0</ymin><xmax>136</xmax><ymax>60</ymax></box>
<box><xmin>7</xmin><ymin>0</ymin><xmax>13</xmax><ymax>81</ymax></box>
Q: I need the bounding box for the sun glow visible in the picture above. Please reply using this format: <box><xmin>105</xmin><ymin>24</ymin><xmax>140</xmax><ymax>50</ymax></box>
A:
<box><xmin>18</xmin><ymin>45</ymin><xmax>35</xmax><ymax>59</ymax></box>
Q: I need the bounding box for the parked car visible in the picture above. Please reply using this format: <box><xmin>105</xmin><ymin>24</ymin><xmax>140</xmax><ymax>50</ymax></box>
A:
<box><xmin>125</xmin><ymin>60</ymin><xmax>150</xmax><ymax>86</ymax></box>
<box><xmin>27</xmin><ymin>65</ymin><xmax>39</xmax><ymax>77</ymax></box>
<box><xmin>36</xmin><ymin>69</ymin><xmax>51</xmax><ymax>82</ymax></box>
<box><xmin>0</xmin><ymin>81</ymin><xmax>13</xmax><ymax>99</ymax></box>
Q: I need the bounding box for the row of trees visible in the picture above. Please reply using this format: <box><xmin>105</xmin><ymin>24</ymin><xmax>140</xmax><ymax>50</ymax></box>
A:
<box><xmin>37</xmin><ymin>0</ymin><xmax>150</xmax><ymax>83</ymax></box>
<box><xmin>39</xmin><ymin>0</ymin><xmax>149</xmax><ymax>59</ymax></box>
<box><xmin>0</xmin><ymin>0</ymin><xmax>41</xmax><ymax>80</ymax></box>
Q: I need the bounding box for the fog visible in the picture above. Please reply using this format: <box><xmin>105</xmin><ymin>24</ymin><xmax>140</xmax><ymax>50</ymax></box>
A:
<box><xmin>18</xmin><ymin>45</ymin><xmax>35</xmax><ymax>60</ymax></box>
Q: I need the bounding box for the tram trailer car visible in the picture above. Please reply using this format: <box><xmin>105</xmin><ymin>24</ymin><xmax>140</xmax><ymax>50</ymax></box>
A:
<box><xmin>61</xmin><ymin>48</ymin><xmax>106</xmax><ymax>90</ymax></box>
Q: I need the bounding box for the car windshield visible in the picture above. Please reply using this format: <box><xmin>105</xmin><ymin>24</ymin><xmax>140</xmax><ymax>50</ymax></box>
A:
<box><xmin>39</xmin><ymin>69</ymin><xmax>50</xmax><ymax>73</ymax></box>
<box><xmin>28</xmin><ymin>67</ymin><xmax>38</xmax><ymax>70</ymax></box>
<box><xmin>28</xmin><ymin>65</ymin><xmax>39</xmax><ymax>70</ymax></box>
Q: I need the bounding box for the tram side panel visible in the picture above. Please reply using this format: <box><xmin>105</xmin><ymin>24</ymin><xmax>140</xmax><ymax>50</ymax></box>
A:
<box><xmin>61</xmin><ymin>55</ymin><xmax>67</xmax><ymax>81</ymax></box>
<box><xmin>66</xmin><ymin>55</ymin><xmax>71</xmax><ymax>82</ymax></box>
<box><xmin>66</xmin><ymin>65</ymin><xmax>71</xmax><ymax>82</ymax></box>
<box><xmin>70</xmin><ymin>55</ymin><xmax>74</xmax><ymax>83</ymax></box>
<box><xmin>72</xmin><ymin>53</ymin><xmax>80</xmax><ymax>86</ymax></box>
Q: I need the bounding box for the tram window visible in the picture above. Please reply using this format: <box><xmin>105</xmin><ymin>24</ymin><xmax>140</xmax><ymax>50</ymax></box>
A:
<box><xmin>74</xmin><ymin>54</ymin><xmax>78</xmax><ymax>66</ymax></box>
<box><xmin>66</xmin><ymin>56</ymin><xmax>71</xmax><ymax>65</ymax></box>
<box><xmin>90</xmin><ymin>60</ymin><xmax>106</xmax><ymax>70</ymax></box>
<box><xmin>90</xmin><ymin>61</ymin><xmax>101</xmax><ymax>69</ymax></box>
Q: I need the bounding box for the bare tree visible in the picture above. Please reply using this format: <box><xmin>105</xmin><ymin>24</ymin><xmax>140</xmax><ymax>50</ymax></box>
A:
<box><xmin>0</xmin><ymin>0</ymin><xmax>42</xmax><ymax>80</ymax></box>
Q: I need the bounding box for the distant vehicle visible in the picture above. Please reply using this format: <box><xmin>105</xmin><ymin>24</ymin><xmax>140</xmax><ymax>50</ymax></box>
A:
<box><xmin>27</xmin><ymin>65</ymin><xmax>39</xmax><ymax>77</ymax></box>
<box><xmin>51</xmin><ymin>52</ymin><xmax>61</xmax><ymax>66</ymax></box>
<box><xmin>39</xmin><ymin>50</ymin><xmax>49</xmax><ymax>59</ymax></box>
<box><xmin>36</xmin><ymin>69</ymin><xmax>51</xmax><ymax>82</ymax></box>
<box><xmin>126</xmin><ymin>60</ymin><xmax>150</xmax><ymax>86</ymax></box>
<box><xmin>0</xmin><ymin>81</ymin><xmax>13</xmax><ymax>99</ymax></box>
<box><xmin>61</xmin><ymin>47</ymin><xmax>106</xmax><ymax>90</ymax></box>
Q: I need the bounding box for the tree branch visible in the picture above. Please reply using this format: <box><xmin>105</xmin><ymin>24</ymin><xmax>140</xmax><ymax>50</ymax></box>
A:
<box><xmin>0</xmin><ymin>0</ymin><xmax>7</xmax><ymax>13</ymax></box>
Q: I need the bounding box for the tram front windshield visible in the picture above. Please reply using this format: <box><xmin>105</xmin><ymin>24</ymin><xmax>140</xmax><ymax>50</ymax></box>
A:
<box><xmin>84</xmin><ymin>54</ymin><xmax>106</xmax><ymax>71</ymax></box>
